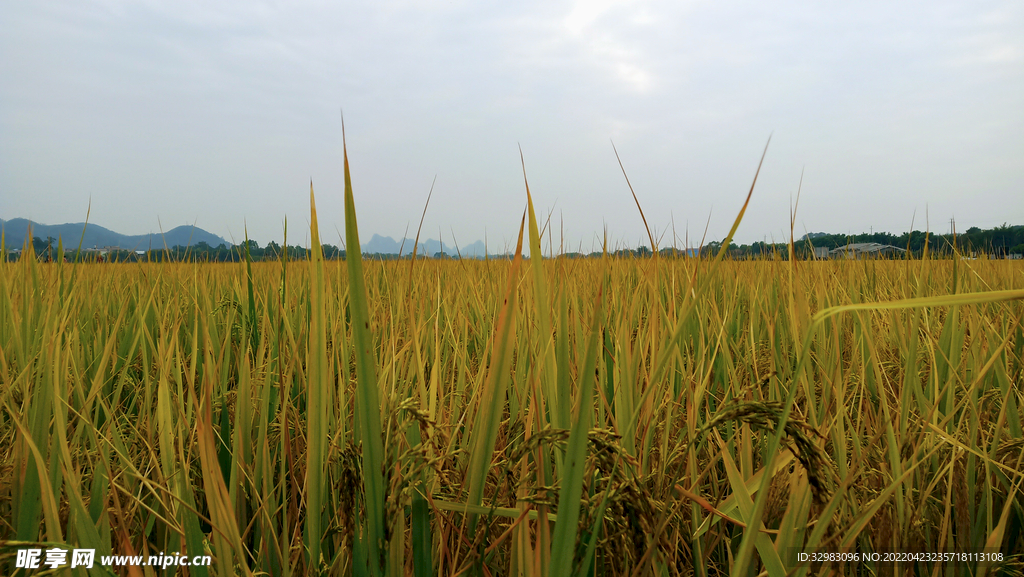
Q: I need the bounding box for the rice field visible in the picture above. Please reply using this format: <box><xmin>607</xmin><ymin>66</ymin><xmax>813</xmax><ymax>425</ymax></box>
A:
<box><xmin>2</xmin><ymin>158</ymin><xmax>1023</xmax><ymax>576</ymax></box>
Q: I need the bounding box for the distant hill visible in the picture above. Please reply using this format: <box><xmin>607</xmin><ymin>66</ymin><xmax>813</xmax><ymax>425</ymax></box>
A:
<box><xmin>459</xmin><ymin>240</ymin><xmax>488</xmax><ymax>258</ymax></box>
<box><xmin>0</xmin><ymin>218</ymin><xmax>228</xmax><ymax>251</ymax></box>
<box><xmin>361</xmin><ymin>234</ymin><xmax>494</xmax><ymax>257</ymax></box>
<box><xmin>361</xmin><ymin>234</ymin><xmax>418</xmax><ymax>255</ymax></box>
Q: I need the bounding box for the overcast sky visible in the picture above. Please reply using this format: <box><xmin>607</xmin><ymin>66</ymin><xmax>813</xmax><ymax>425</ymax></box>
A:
<box><xmin>2</xmin><ymin>0</ymin><xmax>1021</xmax><ymax>252</ymax></box>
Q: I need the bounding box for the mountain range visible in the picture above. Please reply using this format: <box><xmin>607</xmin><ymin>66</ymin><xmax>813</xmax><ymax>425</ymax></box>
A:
<box><xmin>1</xmin><ymin>218</ymin><xmax>229</xmax><ymax>251</ymax></box>
<box><xmin>0</xmin><ymin>219</ymin><xmax>504</xmax><ymax>256</ymax></box>
<box><xmin>360</xmin><ymin>234</ymin><xmax>498</xmax><ymax>257</ymax></box>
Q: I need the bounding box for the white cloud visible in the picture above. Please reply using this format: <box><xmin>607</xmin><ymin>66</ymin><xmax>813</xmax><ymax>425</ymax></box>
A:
<box><xmin>561</xmin><ymin>0</ymin><xmax>658</xmax><ymax>93</ymax></box>
<box><xmin>950</xmin><ymin>34</ymin><xmax>1023</xmax><ymax>66</ymax></box>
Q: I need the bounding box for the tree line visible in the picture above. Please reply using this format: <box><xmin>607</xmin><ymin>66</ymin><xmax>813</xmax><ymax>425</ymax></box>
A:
<box><xmin>6</xmin><ymin>223</ymin><xmax>1023</xmax><ymax>262</ymax></box>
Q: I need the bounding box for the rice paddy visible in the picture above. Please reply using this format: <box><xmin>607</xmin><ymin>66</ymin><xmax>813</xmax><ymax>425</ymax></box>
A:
<box><xmin>2</xmin><ymin>151</ymin><xmax>1023</xmax><ymax>576</ymax></box>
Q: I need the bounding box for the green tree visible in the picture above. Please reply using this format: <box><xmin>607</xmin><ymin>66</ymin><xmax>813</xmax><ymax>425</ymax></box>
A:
<box><xmin>32</xmin><ymin>236</ymin><xmax>56</xmax><ymax>258</ymax></box>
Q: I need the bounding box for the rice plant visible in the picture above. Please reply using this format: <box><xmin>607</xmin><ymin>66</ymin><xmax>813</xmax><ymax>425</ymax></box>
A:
<box><xmin>1</xmin><ymin>144</ymin><xmax>1022</xmax><ymax>577</ymax></box>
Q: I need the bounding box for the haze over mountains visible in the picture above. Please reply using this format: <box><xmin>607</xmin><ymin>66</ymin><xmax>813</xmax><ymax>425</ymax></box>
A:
<box><xmin>1</xmin><ymin>219</ymin><xmax>502</xmax><ymax>256</ymax></box>
<box><xmin>361</xmin><ymin>234</ymin><xmax>495</xmax><ymax>257</ymax></box>
<box><xmin>1</xmin><ymin>218</ymin><xmax>229</xmax><ymax>251</ymax></box>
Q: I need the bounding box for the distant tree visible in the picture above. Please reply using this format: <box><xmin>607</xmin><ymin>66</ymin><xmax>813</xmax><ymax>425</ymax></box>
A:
<box><xmin>992</xmin><ymin>223</ymin><xmax>1013</xmax><ymax>255</ymax></box>
<box><xmin>321</xmin><ymin>244</ymin><xmax>341</xmax><ymax>259</ymax></box>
